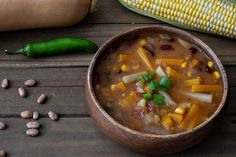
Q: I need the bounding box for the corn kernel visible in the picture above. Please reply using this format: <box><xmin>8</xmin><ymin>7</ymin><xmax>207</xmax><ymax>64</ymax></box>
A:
<box><xmin>175</xmin><ymin>107</ymin><xmax>186</xmax><ymax>115</ymax></box>
<box><xmin>110</xmin><ymin>84</ymin><xmax>116</xmax><ymax>92</ymax></box>
<box><xmin>207</xmin><ymin>61</ymin><xmax>214</xmax><ymax>69</ymax></box>
<box><xmin>213</xmin><ymin>71</ymin><xmax>220</xmax><ymax>79</ymax></box>
<box><xmin>139</xmin><ymin>38</ymin><xmax>147</xmax><ymax>46</ymax></box>
<box><xmin>121</xmin><ymin>64</ymin><xmax>129</xmax><ymax>72</ymax></box>
<box><xmin>191</xmin><ymin>59</ymin><xmax>199</xmax><ymax>68</ymax></box>
<box><xmin>181</xmin><ymin>61</ymin><xmax>188</xmax><ymax>68</ymax></box>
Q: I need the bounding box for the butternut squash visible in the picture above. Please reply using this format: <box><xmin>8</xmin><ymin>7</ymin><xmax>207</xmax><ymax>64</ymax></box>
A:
<box><xmin>0</xmin><ymin>0</ymin><xmax>98</xmax><ymax>31</ymax></box>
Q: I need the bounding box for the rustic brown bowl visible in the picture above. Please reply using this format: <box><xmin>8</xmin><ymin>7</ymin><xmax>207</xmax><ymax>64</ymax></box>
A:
<box><xmin>85</xmin><ymin>25</ymin><xmax>228</xmax><ymax>155</ymax></box>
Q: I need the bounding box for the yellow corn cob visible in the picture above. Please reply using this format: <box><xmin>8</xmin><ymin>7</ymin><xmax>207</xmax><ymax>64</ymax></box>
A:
<box><xmin>119</xmin><ymin>0</ymin><xmax>236</xmax><ymax>38</ymax></box>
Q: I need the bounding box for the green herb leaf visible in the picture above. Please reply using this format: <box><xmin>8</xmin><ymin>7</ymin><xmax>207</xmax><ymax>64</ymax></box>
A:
<box><xmin>147</xmin><ymin>80</ymin><xmax>160</xmax><ymax>91</ymax></box>
<box><xmin>153</xmin><ymin>94</ymin><xmax>165</xmax><ymax>105</ymax></box>
<box><xmin>160</xmin><ymin>76</ymin><xmax>172</xmax><ymax>90</ymax></box>
<box><xmin>143</xmin><ymin>93</ymin><xmax>152</xmax><ymax>100</ymax></box>
<box><xmin>140</xmin><ymin>72</ymin><xmax>155</xmax><ymax>81</ymax></box>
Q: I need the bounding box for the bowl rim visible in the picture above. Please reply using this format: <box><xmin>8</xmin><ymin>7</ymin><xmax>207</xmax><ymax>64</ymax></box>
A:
<box><xmin>87</xmin><ymin>25</ymin><xmax>228</xmax><ymax>138</ymax></box>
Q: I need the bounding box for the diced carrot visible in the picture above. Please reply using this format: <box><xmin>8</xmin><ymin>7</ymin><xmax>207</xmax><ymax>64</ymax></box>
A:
<box><xmin>121</xmin><ymin>92</ymin><xmax>138</xmax><ymax>107</ymax></box>
<box><xmin>191</xmin><ymin>85</ymin><xmax>222</xmax><ymax>93</ymax></box>
<box><xmin>168</xmin><ymin>113</ymin><xmax>183</xmax><ymax>123</ymax></box>
<box><xmin>156</xmin><ymin>59</ymin><xmax>184</xmax><ymax>66</ymax></box>
<box><xmin>184</xmin><ymin>77</ymin><xmax>201</xmax><ymax>86</ymax></box>
<box><xmin>116</xmin><ymin>82</ymin><xmax>126</xmax><ymax>90</ymax></box>
<box><xmin>166</xmin><ymin>66</ymin><xmax>182</xmax><ymax>79</ymax></box>
<box><xmin>187</xmin><ymin>116</ymin><xmax>201</xmax><ymax>130</ymax></box>
<box><xmin>179</xmin><ymin>104</ymin><xmax>200</xmax><ymax>130</ymax></box>
<box><xmin>161</xmin><ymin>115</ymin><xmax>173</xmax><ymax>130</ymax></box>
<box><xmin>137</xmin><ymin>47</ymin><xmax>154</xmax><ymax>71</ymax></box>
<box><xmin>119</xmin><ymin>54</ymin><xmax>132</xmax><ymax>62</ymax></box>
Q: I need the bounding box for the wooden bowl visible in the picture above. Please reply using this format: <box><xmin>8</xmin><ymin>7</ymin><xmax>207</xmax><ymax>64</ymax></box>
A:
<box><xmin>85</xmin><ymin>25</ymin><xmax>228</xmax><ymax>155</ymax></box>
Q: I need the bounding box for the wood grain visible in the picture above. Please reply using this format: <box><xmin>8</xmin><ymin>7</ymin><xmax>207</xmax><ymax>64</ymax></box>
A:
<box><xmin>0</xmin><ymin>24</ymin><xmax>235</xmax><ymax>67</ymax></box>
<box><xmin>0</xmin><ymin>0</ymin><xmax>235</xmax><ymax>156</ymax></box>
<box><xmin>0</xmin><ymin>66</ymin><xmax>235</xmax><ymax>116</ymax></box>
<box><xmin>0</xmin><ymin>117</ymin><xmax>235</xmax><ymax>157</ymax></box>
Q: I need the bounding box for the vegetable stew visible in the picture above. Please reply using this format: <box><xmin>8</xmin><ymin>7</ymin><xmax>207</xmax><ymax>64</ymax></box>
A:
<box><xmin>94</xmin><ymin>33</ymin><xmax>223</xmax><ymax>135</ymax></box>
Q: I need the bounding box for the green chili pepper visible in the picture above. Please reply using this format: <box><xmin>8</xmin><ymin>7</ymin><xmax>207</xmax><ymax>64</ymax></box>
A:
<box><xmin>4</xmin><ymin>37</ymin><xmax>98</xmax><ymax>57</ymax></box>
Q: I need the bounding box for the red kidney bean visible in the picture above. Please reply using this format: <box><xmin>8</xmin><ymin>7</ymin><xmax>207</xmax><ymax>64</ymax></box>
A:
<box><xmin>189</xmin><ymin>47</ymin><xmax>197</xmax><ymax>54</ymax></box>
<box><xmin>160</xmin><ymin>44</ymin><xmax>173</xmax><ymax>50</ymax></box>
<box><xmin>205</xmin><ymin>65</ymin><xmax>212</xmax><ymax>73</ymax></box>
<box><xmin>116</xmin><ymin>69</ymin><xmax>122</xmax><ymax>74</ymax></box>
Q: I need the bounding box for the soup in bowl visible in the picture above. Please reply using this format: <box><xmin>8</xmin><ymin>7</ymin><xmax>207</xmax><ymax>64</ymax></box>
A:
<box><xmin>85</xmin><ymin>26</ymin><xmax>228</xmax><ymax>154</ymax></box>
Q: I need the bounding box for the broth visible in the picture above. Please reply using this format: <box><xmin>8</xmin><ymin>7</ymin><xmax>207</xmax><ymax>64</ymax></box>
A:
<box><xmin>94</xmin><ymin>33</ymin><xmax>223</xmax><ymax>135</ymax></box>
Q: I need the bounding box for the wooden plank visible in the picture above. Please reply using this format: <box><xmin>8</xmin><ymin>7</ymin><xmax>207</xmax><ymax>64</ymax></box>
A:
<box><xmin>0</xmin><ymin>85</ymin><xmax>235</xmax><ymax>116</ymax></box>
<box><xmin>84</xmin><ymin>0</ymin><xmax>159</xmax><ymax>24</ymax></box>
<box><xmin>0</xmin><ymin>87</ymin><xmax>89</xmax><ymax>116</ymax></box>
<box><xmin>0</xmin><ymin>66</ymin><xmax>235</xmax><ymax>115</ymax></box>
<box><xmin>0</xmin><ymin>117</ymin><xmax>235</xmax><ymax>157</ymax></box>
<box><xmin>0</xmin><ymin>23</ymin><xmax>235</xmax><ymax>67</ymax></box>
<box><xmin>0</xmin><ymin>67</ymin><xmax>86</xmax><ymax>87</ymax></box>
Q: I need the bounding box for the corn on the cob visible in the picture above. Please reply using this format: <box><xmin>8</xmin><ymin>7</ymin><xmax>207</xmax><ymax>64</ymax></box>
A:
<box><xmin>119</xmin><ymin>0</ymin><xmax>236</xmax><ymax>39</ymax></box>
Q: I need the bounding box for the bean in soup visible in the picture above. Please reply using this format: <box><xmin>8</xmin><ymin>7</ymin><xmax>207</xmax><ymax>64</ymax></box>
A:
<box><xmin>94</xmin><ymin>33</ymin><xmax>222</xmax><ymax>135</ymax></box>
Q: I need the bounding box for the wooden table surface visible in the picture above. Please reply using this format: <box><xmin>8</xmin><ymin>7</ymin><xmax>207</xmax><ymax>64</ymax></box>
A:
<box><xmin>0</xmin><ymin>0</ymin><xmax>236</xmax><ymax>156</ymax></box>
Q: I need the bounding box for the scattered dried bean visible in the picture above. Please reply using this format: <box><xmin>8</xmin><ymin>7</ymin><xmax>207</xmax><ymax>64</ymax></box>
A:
<box><xmin>26</xmin><ymin>129</ymin><xmax>39</xmax><ymax>137</ymax></box>
<box><xmin>1</xmin><ymin>79</ymin><xmax>9</xmax><ymax>89</ymax></box>
<box><xmin>0</xmin><ymin>121</ymin><xmax>6</xmax><ymax>130</ymax></box>
<box><xmin>33</xmin><ymin>112</ymin><xmax>39</xmax><ymax>120</ymax></box>
<box><xmin>26</xmin><ymin>121</ymin><xmax>40</xmax><ymax>129</ymax></box>
<box><xmin>0</xmin><ymin>150</ymin><xmax>6</xmax><ymax>157</ymax></box>
<box><xmin>18</xmin><ymin>87</ymin><xmax>27</xmax><ymax>98</ymax></box>
<box><xmin>37</xmin><ymin>94</ymin><xmax>47</xmax><ymax>104</ymax></box>
<box><xmin>48</xmin><ymin>111</ymin><xmax>58</xmax><ymax>121</ymax></box>
<box><xmin>21</xmin><ymin>111</ymin><xmax>33</xmax><ymax>119</ymax></box>
<box><xmin>24</xmin><ymin>79</ymin><xmax>37</xmax><ymax>87</ymax></box>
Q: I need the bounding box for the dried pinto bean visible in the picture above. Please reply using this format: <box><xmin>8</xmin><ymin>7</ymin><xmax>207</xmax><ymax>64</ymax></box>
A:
<box><xmin>26</xmin><ymin>129</ymin><xmax>39</xmax><ymax>137</ymax></box>
<box><xmin>1</xmin><ymin>79</ymin><xmax>9</xmax><ymax>89</ymax></box>
<box><xmin>24</xmin><ymin>79</ymin><xmax>37</xmax><ymax>87</ymax></box>
<box><xmin>0</xmin><ymin>121</ymin><xmax>6</xmax><ymax>130</ymax></box>
<box><xmin>37</xmin><ymin>94</ymin><xmax>47</xmax><ymax>104</ymax></box>
<box><xmin>26</xmin><ymin>121</ymin><xmax>40</xmax><ymax>129</ymax></box>
<box><xmin>33</xmin><ymin>112</ymin><xmax>39</xmax><ymax>120</ymax></box>
<box><xmin>18</xmin><ymin>87</ymin><xmax>27</xmax><ymax>98</ymax></box>
<box><xmin>160</xmin><ymin>44</ymin><xmax>173</xmax><ymax>50</ymax></box>
<box><xmin>0</xmin><ymin>150</ymin><xmax>6</xmax><ymax>157</ymax></box>
<box><xmin>21</xmin><ymin>111</ymin><xmax>33</xmax><ymax>119</ymax></box>
<box><xmin>48</xmin><ymin>111</ymin><xmax>58</xmax><ymax>121</ymax></box>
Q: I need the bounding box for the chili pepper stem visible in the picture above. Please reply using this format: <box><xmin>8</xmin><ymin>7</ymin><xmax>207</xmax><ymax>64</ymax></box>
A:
<box><xmin>4</xmin><ymin>49</ymin><xmax>23</xmax><ymax>55</ymax></box>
